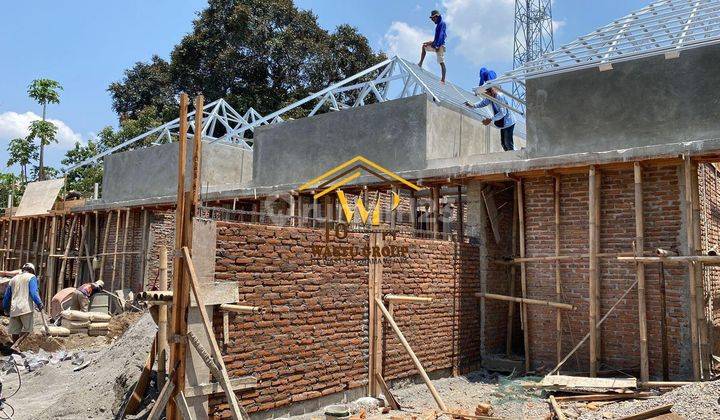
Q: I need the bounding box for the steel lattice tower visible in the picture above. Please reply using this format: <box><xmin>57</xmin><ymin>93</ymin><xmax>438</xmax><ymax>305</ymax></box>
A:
<box><xmin>512</xmin><ymin>0</ymin><xmax>554</xmax><ymax>109</ymax></box>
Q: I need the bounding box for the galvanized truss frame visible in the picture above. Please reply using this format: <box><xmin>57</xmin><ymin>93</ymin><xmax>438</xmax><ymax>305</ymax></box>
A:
<box><xmin>487</xmin><ymin>0</ymin><xmax>720</xmax><ymax>101</ymax></box>
<box><xmin>69</xmin><ymin>56</ymin><xmax>501</xmax><ymax>172</ymax></box>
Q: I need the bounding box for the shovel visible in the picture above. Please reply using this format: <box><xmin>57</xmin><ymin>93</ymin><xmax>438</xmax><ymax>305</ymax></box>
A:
<box><xmin>39</xmin><ymin>308</ymin><xmax>51</xmax><ymax>336</ymax></box>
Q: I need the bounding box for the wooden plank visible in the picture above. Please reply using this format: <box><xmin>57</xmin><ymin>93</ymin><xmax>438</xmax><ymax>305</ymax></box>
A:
<box><xmin>375</xmin><ymin>297</ymin><xmax>447</xmax><ymax>411</ymax></box>
<box><xmin>168</xmin><ymin>92</ymin><xmax>189</xmax><ymax>420</ymax></box>
<box><xmin>158</xmin><ymin>244</ymin><xmax>168</xmax><ymax>391</ymax></box>
<box><xmin>517</xmin><ymin>179</ymin><xmax>530</xmax><ymax>372</ymax></box>
<box><xmin>174</xmin><ymin>392</ymin><xmax>193</xmax><ymax>420</ymax></box>
<box><xmin>476</xmin><ymin>293</ymin><xmax>575</xmax><ymax>310</ymax></box>
<box><xmin>554</xmin><ymin>392</ymin><xmax>654</xmax><ymax>402</ymax></box>
<box><xmin>223</xmin><ymin>311</ymin><xmax>230</xmax><ymax>350</ymax></box>
<box><xmin>149</xmin><ymin>373</ymin><xmax>176</xmax><ymax>420</ymax></box>
<box><xmin>588</xmin><ymin>166</ymin><xmax>598</xmax><ymax>377</ymax></box>
<box><xmin>554</xmin><ymin>176</ymin><xmax>562</xmax><ymax>365</ymax></box>
<box><xmin>191</xmin><ymin>95</ymin><xmax>204</xmax><ymax>209</ymax></box>
<box><xmin>75</xmin><ymin>215</ymin><xmax>89</xmax><ymax>287</ymax></box>
<box><xmin>683</xmin><ymin>158</ymin><xmax>700</xmax><ymax>381</ymax></box>
<box><xmin>617</xmin><ymin>404</ymin><xmax>673</xmax><ymax>420</ymax></box>
<box><xmin>374</xmin><ymin>373</ymin><xmax>400</xmax><ymax>410</ymax></box>
<box><xmin>183</xmin><ymin>376</ymin><xmax>258</xmax><ymax>398</ymax></box>
<box><xmin>634</xmin><ymin>162</ymin><xmax>649</xmax><ymax>383</ymax></box>
<box><xmin>548</xmin><ymin>396</ymin><xmax>566</xmax><ymax>420</ymax></box>
<box><xmin>183</xmin><ymin>247</ymin><xmax>247</xmax><ymax>420</ymax></box>
<box><xmin>539</xmin><ymin>375</ymin><xmax>637</xmax><ymax>389</ymax></box>
<box><xmin>125</xmin><ymin>336</ymin><xmax>157</xmax><ymax>415</ymax></box>
<box><xmin>56</xmin><ymin>216</ymin><xmax>77</xmax><ymax>292</ymax></box>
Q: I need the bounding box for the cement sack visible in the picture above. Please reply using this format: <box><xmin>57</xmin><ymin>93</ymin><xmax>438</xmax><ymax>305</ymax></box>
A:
<box><xmin>61</xmin><ymin>309</ymin><xmax>92</xmax><ymax>322</ymax></box>
<box><xmin>88</xmin><ymin>328</ymin><xmax>109</xmax><ymax>337</ymax></box>
<box><xmin>88</xmin><ymin>322</ymin><xmax>109</xmax><ymax>331</ymax></box>
<box><xmin>63</xmin><ymin>319</ymin><xmax>90</xmax><ymax>328</ymax></box>
<box><xmin>89</xmin><ymin>312</ymin><xmax>111</xmax><ymax>322</ymax></box>
<box><xmin>47</xmin><ymin>326</ymin><xmax>71</xmax><ymax>337</ymax></box>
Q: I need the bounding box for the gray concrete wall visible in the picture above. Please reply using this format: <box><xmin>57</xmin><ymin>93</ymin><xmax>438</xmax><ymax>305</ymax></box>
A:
<box><xmin>101</xmin><ymin>140</ymin><xmax>252</xmax><ymax>203</ymax></box>
<box><xmin>526</xmin><ymin>43</ymin><xmax>720</xmax><ymax>158</ymax></box>
<box><xmin>252</xmin><ymin>95</ymin><xmax>429</xmax><ymax>187</ymax></box>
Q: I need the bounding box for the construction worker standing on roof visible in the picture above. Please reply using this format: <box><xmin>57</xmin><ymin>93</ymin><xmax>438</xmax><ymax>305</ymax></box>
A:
<box><xmin>465</xmin><ymin>68</ymin><xmax>516</xmax><ymax>151</ymax></box>
<box><xmin>418</xmin><ymin>10</ymin><xmax>447</xmax><ymax>84</ymax></box>
<box><xmin>2</xmin><ymin>263</ymin><xmax>43</xmax><ymax>343</ymax></box>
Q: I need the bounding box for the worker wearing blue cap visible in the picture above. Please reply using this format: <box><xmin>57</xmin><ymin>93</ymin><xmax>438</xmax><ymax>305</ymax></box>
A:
<box><xmin>418</xmin><ymin>10</ymin><xmax>447</xmax><ymax>83</ymax></box>
<box><xmin>465</xmin><ymin>69</ymin><xmax>515</xmax><ymax>151</ymax></box>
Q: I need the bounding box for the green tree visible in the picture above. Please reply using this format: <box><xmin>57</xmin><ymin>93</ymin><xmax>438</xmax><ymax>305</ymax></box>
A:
<box><xmin>27</xmin><ymin>78</ymin><xmax>63</xmax><ymax>181</ymax></box>
<box><xmin>0</xmin><ymin>172</ymin><xmax>24</xmax><ymax>208</ymax></box>
<box><xmin>27</xmin><ymin>120</ymin><xmax>58</xmax><ymax>181</ymax></box>
<box><xmin>6</xmin><ymin>137</ymin><xmax>38</xmax><ymax>183</ymax></box>
<box><xmin>109</xmin><ymin>0</ymin><xmax>385</xmax><ymax>122</ymax></box>
<box><xmin>61</xmin><ymin>140</ymin><xmax>103</xmax><ymax>196</ymax></box>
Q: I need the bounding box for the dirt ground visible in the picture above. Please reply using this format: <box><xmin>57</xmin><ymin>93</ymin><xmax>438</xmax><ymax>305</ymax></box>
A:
<box><xmin>0</xmin><ymin>311</ymin><xmax>154</xmax><ymax>420</ymax></box>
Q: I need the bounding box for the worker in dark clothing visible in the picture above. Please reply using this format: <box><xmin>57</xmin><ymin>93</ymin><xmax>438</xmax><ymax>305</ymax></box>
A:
<box><xmin>73</xmin><ymin>280</ymin><xmax>104</xmax><ymax>312</ymax></box>
<box><xmin>418</xmin><ymin>10</ymin><xmax>447</xmax><ymax>83</ymax></box>
<box><xmin>465</xmin><ymin>68</ymin><xmax>516</xmax><ymax>151</ymax></box>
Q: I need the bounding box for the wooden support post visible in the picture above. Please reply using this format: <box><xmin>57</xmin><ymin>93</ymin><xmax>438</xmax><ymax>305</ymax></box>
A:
<box><xmin>588</xmin><ymin>166</ymin><xmax>599</xmax><ymax>377</ymax></box>
<box><xmin>554</xmin><ymin>176</ymin><xmax>562</xmax><ymax>365</ymax></box>
<box><xmin>368</xmin><ymin>232</ymin><xmax>383</xmax><ymax>397</ymax></box>
<box><xmin>110</xmin><ymin>209</ymin><xmax>122</xmax><ymax>291</ymax></box>
<box><xmin>410</xmin><ymin>191</ymin><xmax>417</xmax><ymax>231</ymax></box>
<box><xmin>457</xmin><ymin>185</ymin><xmax>464</xmax><ymax>239</ymax></box>
<box><xmin>75</xmin><ymin>215</ymin><xmax>89</xmax><ymax>287</ymax></box>
<box><xmin>183</xmin><ymin>247</ymin><xmax>247</xmax><ymax>420</ymax></box>
<box><xmin>139</xmin><ymin>209</ymin><xmax>149</xmax><ymax>289</ymax></box>
<box><xmin>168</xmin><ymin>92</ymin><xmax>189</xmax><ymax>420</ymax></box>
<box><xmin>120</xmin><ymin>209</ymin><xmax>131</xmax><ymax>291</ymax></box>
<box><xmin>3</xmin><ymin>218</ymin><xmax>13</xmax><ymax>269</ymax></box>
<box><xmin>390</xmin><ymin>186</ymin><xmax>398</xmax><ymax>230</ymax></box>
<box><xmin>57</xmin><ymin>216</ymin><xmax>77</xmax><ymax>292</ymax></box>
<box><xmin>432</xmin><ymin>186</ymin><xmax>440</xmax><ymax>239</ymax></box>
<box><xmin>659</xmin><ymin>263</ymin><xmax>669</xmax><ymax>381</ymax></box>
<box><xmin>98</xmin><ymin>211</ymin><xmax>113</xmax><ymax>283</ymax></box>
<box><xmin>506</xmin><ymin>184</ymin><xmax>518</xmax><ymax>357</ymax></box>
<box><xmin>691</xmin><ymin>164</ymin><xmax>709</xmax><ymax>378</ymax></box>
<box><xmin>517</xmin><ymin>179</ymin><xmax>530</xmax><ymax>371</ymax></box>
<box><xmin>375</xmin><ymin>297</ymin><xmax>447</xmax><ymax>411</ymax></box>
<box><xmin>634</xmin><ymin>162</ymin><xmax>649</xmax><ymax>382</ymax></box>
<box><xmin>683</xmin><ymin>158</ymin><xmax>700</xmax><ymax>380</ymax></box>
<box><xmin>158</xmin><ymin>245</ymin><xmax>168</xmax><ymax>391</ymax></box>
<box><xmin>45</xmin><ymin>216</ymin><xmax>57</xmax><ymax>307</ymax></box>
<box><xmin>289</xmin><ymin>193</ymin><xmax>296</xmax><ymax>227</ymax></box>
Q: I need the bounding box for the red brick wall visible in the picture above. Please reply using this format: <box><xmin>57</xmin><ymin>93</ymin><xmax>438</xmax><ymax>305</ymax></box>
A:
<box><xmin>210</xmin><ymin>221</ymin><xmax>480</xmax><ymax>416</ymax></box>
<box><xmin>516</xmin><ymin>164</ymin><xmax>691</xmax><ymax>378</ymax></box>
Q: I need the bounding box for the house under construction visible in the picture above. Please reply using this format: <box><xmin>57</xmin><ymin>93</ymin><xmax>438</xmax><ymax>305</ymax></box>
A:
<box><xmin>2</xmin><ymin>1</ymin><xmax>720</xmax><ymax>418</ymax></box>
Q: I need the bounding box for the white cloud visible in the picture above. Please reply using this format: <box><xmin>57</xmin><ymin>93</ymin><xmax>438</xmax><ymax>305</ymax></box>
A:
<box><xmin>0</xmin><ymin>111</ymin><xmax>83</xmax><ymax>152</ymax></box>
<box><xmin>383</xmin><ymin>21</ymin><xmax>433</xmax><ymax>62</ymax></box>
<box><xmin>442</xmin><ymin>0</ymin><xmax>515</xmax><ymax>65</ymax></box>
<box><xmin>552</xmin><ymin>19</ymin><xmax>566</xmax><ymax>34</ymax></box>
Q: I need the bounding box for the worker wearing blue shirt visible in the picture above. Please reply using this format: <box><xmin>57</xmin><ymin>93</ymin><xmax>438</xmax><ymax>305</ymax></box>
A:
<box><xmin>3</xmin><ymin>263</ymin><xmax>43</xmax><ymax>342</ymax></box>
<box><xmin>419</xmin><ymin>10</ymin><xmax>447</xmax><ymax>83</ymax></box>
<box><xmin>465</xmin><ymin>69</ymin><xmax>516</xmax><ymax>151</ymax></box>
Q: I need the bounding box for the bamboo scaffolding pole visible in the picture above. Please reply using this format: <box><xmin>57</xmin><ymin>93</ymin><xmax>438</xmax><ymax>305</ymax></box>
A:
<box><xmin>548</xmin><ymin>278</ymin><xmax>639</xmax><ymax>376</ymax></box>
<box><xmin>25</xmin><ymin>219</ymin><xmax>32</xmax><ymax>265</ymax></box>
<box><xmin>98</xmin><ymin>211</ymin><xmax>113</xmax><ymax>283</ymax></box>
<box><xmin>659</xmin><ymin>263</ymin><xmax>669</xmax><ymax>381</ymax></box>
<box><xmin>691</xmin><ymin>165</ymin><xmax>709</xmax><ymax>378</ymax></box>
<box><xmin>368</xmin><ymin>232</ymin><xmax>383</xmax><ymax>396</ymax></box>
<box><xmin>506</xmin><ymin>187</ymin><xmax>518</xmax><ymax>357</ymax></box>
<box><xmin>140</xmin><ymin>209</ymin><xmax>149</xmax><ymax>289</ymax></box>
<box><xmin>45</xmin><ymin>216</ymin><xmax>57</xmax><ymax>307</ymax></box>
<box><xmin>17</xmin><ymin>219</ymin><xmax>25</xmax><ymax>267</ymax></box>
<box><xmin>120</xmin><ymin>209</ymin><xmax>131</xmax><ymax>291</ymax></box>
<box><xmin>475</xmin><ymin>293</ymin><xmax>575</xmax><ymax>310</ymax></box>
<box><xmin>588</xmin><ymin>166</ymin><xmax>599</xmax><ymax>377</ymax></box>
<box><xmin>554</xmin><ymin>176</ymin><xmax>562</xmax><ymax>365</ymax></box>
<box><xmin>634</xmin><ymin>162</ymin><xmax>649</xmax><ymax>383</ymax></box>
<box><xmin>375</xmin><ymin>297</ymin><xmax>447</xmax><ymax>411</ymax></box>
<box><xmin>384</xmin><ymin>294</ymin><xmax>432</xmax><ymax>304</ymax></box>
<box><xmin>93</xmin><ymin>211</ymin><xmax>99</xmax><ymax>256</ymax></box>
<box><xmin>33</xmin><ymin>218</ymin><xmax>41</xmax><ymax>269</ymax></box>
<box><xmin>3</xmin><ymin>218</ymin><xmax>12</xmax><ymax>269</ymax></box>
<box><xmin>56</xmin><ymin>216</ymin><xmax>77</xmax><ymax>292</ymax></box>
<box><xmin>496</xmin><ymin>251</ymin><xmax>636</xmax><ymax>264</ymax></box>
<box><xmin>75</xmin><ymin>215</ymin><xmax>89</xmax><ymax>287</ymax></box>
<box><xmin>110</xmin><ymin>209</ymin><xmax>122</xmax><ymax>291</ymax></box>
<box><xmin>684</xmin><ymin>158</ymin><xmax>700</xmax><ymax>381</ymax></box>
<box><xmin>38</xmin><ymin>218</ymin><xmax>48</xmax><ymax>280</ymax></box>
<box><xmin>594</xmin><ymin>168</ymin><xmax>601</xmax><ymax>367</ymax></box>
<box><xmin>517</xmin><ymin>179</ymin><xmax>530</xmax><ymax>371</ymax></box>
<box><xmin>618</xmin><ymin>255</ymin><xmax>720</xmax><ymax>264</ymax></box>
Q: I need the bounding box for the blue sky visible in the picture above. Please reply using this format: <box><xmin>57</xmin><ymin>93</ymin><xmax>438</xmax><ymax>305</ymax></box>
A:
<box><xmin>0</xmin><ymin>0</ymin><xmax>648</xmax><ymax>172</ymax></box>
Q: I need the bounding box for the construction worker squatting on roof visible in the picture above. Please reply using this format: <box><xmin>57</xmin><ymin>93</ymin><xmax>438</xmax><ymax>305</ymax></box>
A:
<box><xmin>74</xmin><ymin>280</ymin><xmax>104</xmax><ymax>312</ymax></box>
<box><xmin>2</xmin><ymin>263</ymin><xmax>43</xmax><ymax>343</ymax></box>
<box><xmin>465</xmin><ymin>68</ymin><xmax>516</xmax><ymax>151</ymax></box>
<box><xmin>418</xmin><ymin>10</ymin><xmax>447</xmax><ymax>84</ymax></box>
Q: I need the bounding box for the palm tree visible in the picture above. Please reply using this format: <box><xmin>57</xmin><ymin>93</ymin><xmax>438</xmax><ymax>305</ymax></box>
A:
<box><xmin>6</xmin><ymin>137</ymin><xmax>37</xmax><ymax>183</ymax></box>
<box><xmin>26</xmin><ymin>120</ymin><xmax>58</xmax><ymax>181</ymax></box>
<box><xmin>27</xmin><ymin>78</ymin><xmax>62</xmax><ymax>180</ymax></box>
